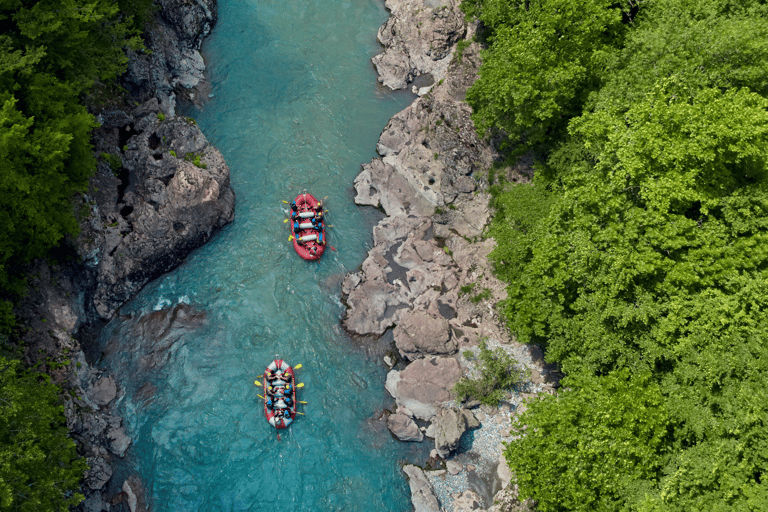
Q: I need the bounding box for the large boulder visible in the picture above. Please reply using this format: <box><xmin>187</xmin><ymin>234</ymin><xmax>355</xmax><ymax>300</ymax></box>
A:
<box><xmin>433</xmin><ymin>407</ymin><xmax>478</xmax><ymax>458</ymax></box>
<box><xmin>373</xmin><ymin>0</ymin><xmax>466</xmax><ymax>91</ymax></box>
<box><xmin>394</xmin><ymin>310</ymin><xmax>456</xmax><ymax>360</ymax></box>
<box><xmin>386</xmin><ymin>356</ymin><xmax>462</xmax><ymax>420</ymax></box>
<box><xmin>387</xmin><ymin>413</ymin><xmax>424</xmax><ymax>442</ymax></box>
<box><xmin>403</xmin><ymin>465</ymin><xmax>444</xmax><ymax>512</ymax></box>
<box><xmin>81</xmin><ymin>114</ymin><xmax>235</xmax><ymax>318</ymax></box>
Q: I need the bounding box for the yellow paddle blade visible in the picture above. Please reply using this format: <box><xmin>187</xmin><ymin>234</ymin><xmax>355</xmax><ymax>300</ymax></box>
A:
<box><xmin>283</xmin><ymin>219</ymin><xmax>289</xmax><ymax>223</ymax></box>
<box><xmin>257</xmin><ymin>394</ymin><xmax>265</xmax><ymax>399</ymax></box>
<box><xmin>294</xmin><ymin>364</ymin><xmax>302</xmax><ymax>370</ymax></box>
<box><xmin>295</xmin><ymin>411</ymin><xmax>305</xmax><ymax>415</ymax></box>
<box><xmin>299</xmin><ymin>400</ymin><xmax>308</xmax><ymax>404</ymax></box>
<box><xmin>254</xmin><ymin>380</ymin><xmax>262</xmax><ymax>386</ymax></box>
<box><xmin>297</xmin><ymin>383</ymin><xmax>305</xmax><ymax>388</ymax></box>
<box><xmin>282</xmin><ymin>200</ymin><xmax>289</xmax><ymax>203</ymax></box>
<box><xmin>289</xmin><ymin>236</ymin><xmax>294</xmax><ymax>241</ymax></box>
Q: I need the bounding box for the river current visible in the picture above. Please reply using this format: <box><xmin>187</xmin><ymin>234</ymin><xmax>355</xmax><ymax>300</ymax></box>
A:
<box><xmin>96</xmin><ymin>0</ymin><xmax>427</xmax><ymax>509</ymax></box>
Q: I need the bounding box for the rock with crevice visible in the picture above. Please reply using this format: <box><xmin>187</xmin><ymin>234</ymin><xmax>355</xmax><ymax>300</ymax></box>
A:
<box><xmin>433</xmin><ymin>407</ymin><xmax>478</xmax><ymax>458</ymax></box>
<box><xmin>404</xmin><ymin>465</ymin><xmax>445</xmax><ymax>512</ymax></box>
<box><xmin>388</xmin><ymin>413</ymin><xmax>425</xmax><ymax>442</ymax></box>
<box><xmin>81</xmin><ymin>114</ymin><xmax>235</xmax><ymax>319</ymax></box>
<box><xmin>373</xmin><ymin>0</ymin><xmax>466</xmax><ymax>91</ymax></box>
<box><xmin>123</xmin><ymin>0</ymin><xmax>217</xmax><ymax>112</ymax></box>
<box><xmin>394</xmin><ymin>309</ymin><xmax>457</xmax><ymax>360</ymax></box>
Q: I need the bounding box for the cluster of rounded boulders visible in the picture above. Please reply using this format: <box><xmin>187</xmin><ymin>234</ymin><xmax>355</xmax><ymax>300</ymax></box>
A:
<box><xmin>353</xmin><ymin>1</ymin><xmax>556</xmax><ymax>510</ymax></box>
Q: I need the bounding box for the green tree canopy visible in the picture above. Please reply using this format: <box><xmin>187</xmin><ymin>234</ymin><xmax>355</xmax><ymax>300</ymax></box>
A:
<box><xmin>506</xmin><ymin>370</ymin><xmax>671</xmax><ymax>512</ymax></box>
<box><xmin>465</xmin><ymin>0</ymin><xmax>633</xmax><ymax>149</ymax></box>
<box><xmin>0</xmin><ymin>357</ymin><xmax>86</xmax><ymax>511</ymax></box>
<box><xmin>493</xmin><ymin>83</ymin><xmax>768</xmax><ymax>376</ymax></box>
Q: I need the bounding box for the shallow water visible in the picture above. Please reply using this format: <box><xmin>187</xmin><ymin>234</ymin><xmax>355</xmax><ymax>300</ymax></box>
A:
<box><xmin>97</xmin><ymin>0</ymin><xmax>426</xmax><ymax>509</ymax></box>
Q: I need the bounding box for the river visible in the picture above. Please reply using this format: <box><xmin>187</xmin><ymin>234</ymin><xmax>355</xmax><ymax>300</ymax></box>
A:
<box><xmin>96</xmin><ymin>0</ymin><xmax>428</xmax><ymax>509</ymax></box>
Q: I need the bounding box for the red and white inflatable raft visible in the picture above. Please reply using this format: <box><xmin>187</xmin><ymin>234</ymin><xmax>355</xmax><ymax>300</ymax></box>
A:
<box><xmin>289</xmin><ymin>192</ymin><xmax>326</xmax><ymax>261</ymax></box>
<box><xmin>262</xmin><ymin>359</ymin><xmax>297</xmax><ymax>429</ymax></box>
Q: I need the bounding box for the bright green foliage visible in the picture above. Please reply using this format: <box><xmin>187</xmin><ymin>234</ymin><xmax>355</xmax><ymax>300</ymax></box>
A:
<box><xmin>454</xmin><ymin>339</ymin><xmax>528</xmax><ymax>405</ymax></box>
<box><xmin>0</xmin><ymin>357</ymin><xmax>86</xmax><ymax>510</ymax></box>
<box><xmin>476</xmin><ymin>1</ymin><xmax>768</xmax><ymax>509</ymax></box>
<box><xmin>588</xmin><ymin>0</ymin><xmax>768</xmax><ymax>114</ymax></box>
<box><xmin>495</xmin><ymin>83</ymin><xmax>768</xmax><ymax>376</ymax></box>
<box><xmin>465</xmin><ymin>0</ymin><xmax>632</xmax><ymax>149</ymax></box>
<box><xmin>506</xmin><ymin>370</ymin><xmax>671</xmax><ymax>512</ymax></box>
<box><xmin>0</xmin><ymin>0</ymin><xmax>141</xmax><ymax>313</ymax></box>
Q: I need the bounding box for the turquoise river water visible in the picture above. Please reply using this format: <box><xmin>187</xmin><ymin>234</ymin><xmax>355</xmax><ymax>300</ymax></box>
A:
<box><xmin>96</xmin><ymin>0</ymin><xmax>428</xmax><ymax>509</ymax></box>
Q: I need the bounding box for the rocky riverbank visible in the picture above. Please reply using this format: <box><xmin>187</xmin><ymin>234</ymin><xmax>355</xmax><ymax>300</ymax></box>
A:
<box><xmin>11</xmin><ymin>2</ymin><xmax>233</xmax><ymax>511</ymax></box>
<box><xmin>344</xmin><ymin>0</ymin><xmax>559</xmax><ymax>510</ymax></box>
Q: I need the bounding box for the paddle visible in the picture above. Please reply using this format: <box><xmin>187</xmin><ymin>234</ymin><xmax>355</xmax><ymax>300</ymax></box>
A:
<box><xmin>296</xmin><ymin>383</ymin><xmax>305</xmax><ymax>388</ymax></box>
<box><xmin>294</xmin><ymin>364</ymin><xmax>302</xmax><ymax>370</ymax></box>
<box><xmin>254</xmin><ymin>380</ymin><xmax>262</xmax><ymax>386</ymax></box>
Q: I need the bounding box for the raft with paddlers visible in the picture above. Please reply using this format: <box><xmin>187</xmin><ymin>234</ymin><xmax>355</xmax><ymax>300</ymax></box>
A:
<box><xmin>254</xmin><ymin>359</ymin><xmax>305</xmax><ymax>434</ymax></box>
<box><xmin>287</xmin><ymin>192</ymin><xmax>327</xmax><ymax>261</ymax></box>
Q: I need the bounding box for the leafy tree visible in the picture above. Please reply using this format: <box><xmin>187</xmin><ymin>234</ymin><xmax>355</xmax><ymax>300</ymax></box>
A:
<box><xmin>454</xmin><ymin>338</ymin><xmax>528</xmax><ymax>405</ymax></box>
<box><xmin>586</xmin><ymin>0</ymin><xmax>768</xmax><ymax>115</ymax></box>
<box><xmin>506</xmin><ymin>370</ymin><xmax>671</xmax><ymax>512</ymax></box>
<box><xmin>0</xmin><ymin>357</ymin><xmax>86</xmax><ymax>510</ymax></box>
<box><xmin>493</xmin><ymin>82</ymin><xmax>768</xmax><ymax>375</ymax></box>
<box><xmin>465</xmin><ymin>0</ymin><xmax>633</xmax><ymax>150</ymax></box>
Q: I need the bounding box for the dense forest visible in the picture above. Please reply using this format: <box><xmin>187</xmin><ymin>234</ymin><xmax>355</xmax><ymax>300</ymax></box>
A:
<box><xmin>465</xmin><ymin>0</ymin><xmax>768</xmax><ymax>510</ymax></box>
<box><xmin>0</xmin><ymin>0</ymin><xmax>146</xmax><ymax>509</ymax></box>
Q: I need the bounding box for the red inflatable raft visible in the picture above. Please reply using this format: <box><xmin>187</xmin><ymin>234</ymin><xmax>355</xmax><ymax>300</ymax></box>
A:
<box><xmin>289</xmin><ymin>192</ymin><xmax>326</xmax><ymax>261</ymax></box>
<box><xmin>262</xmin><ymin>359</ymin><xmax>297</xmax><ymax>429</ymax></box>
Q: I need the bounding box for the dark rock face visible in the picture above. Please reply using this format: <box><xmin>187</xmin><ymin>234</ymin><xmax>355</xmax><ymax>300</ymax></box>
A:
<box><xmin>84</xmin><ymin>111</ymin><xmax>235</xmax><ymax>319</ymax></box>
<box><xmin>123</xmin><ymin>0</ymin><xmax>217</xmax><ymax>113</ymax></box>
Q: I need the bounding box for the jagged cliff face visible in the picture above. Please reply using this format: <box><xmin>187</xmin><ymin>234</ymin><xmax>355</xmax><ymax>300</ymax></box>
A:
<box><xmin>123</xmin><ymin>0</ymin><xmax>218</xmax><ymax>114</ymax></box>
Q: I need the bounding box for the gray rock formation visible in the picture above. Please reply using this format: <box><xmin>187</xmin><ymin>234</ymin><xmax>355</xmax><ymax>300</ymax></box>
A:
<box><xmin>403</xmin><ymin>465</ymin><xmax>444</xmax><ymax>512</ymax></box>
<box><xmin>452</xmin><ymin>490</ymin><xmax>483</xmax><ymax>512</ymax></box>
<box><xmin>9</xmin><ymin>0</ymin><xmax>228</xmax><ymax>508</ymax></box>
<box><xmin>385</xmin><ymin>356</ymin><xmax>462</xmax><ymax>420</ymax></box>
<box><xmin>123</xmin><ymin>0</ymin><xmax>217</xmax><ymax>113</ymax></box>
<box><xmin>83</xmin><ymin>110</ymin><xmax>235</xmax><ymax>318</ymax></box>
<box><xmin>433</xmin><ymin>407</ymin><xmax>479</xmax><ymax>458</ymax></box>
<box><xmin>388</xmin><ymin>412</ymin><xmax>424</xmax><ymax>442</ymax></box>
<box><xmin>373</xmin><ymin>0</ymin><xmax>466</xmax><ymax>91</ymax></box>
<box><xmin>394</xmin><ymin>310</ymin><xmax>456</xmax><ymax>360</ymax></box>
